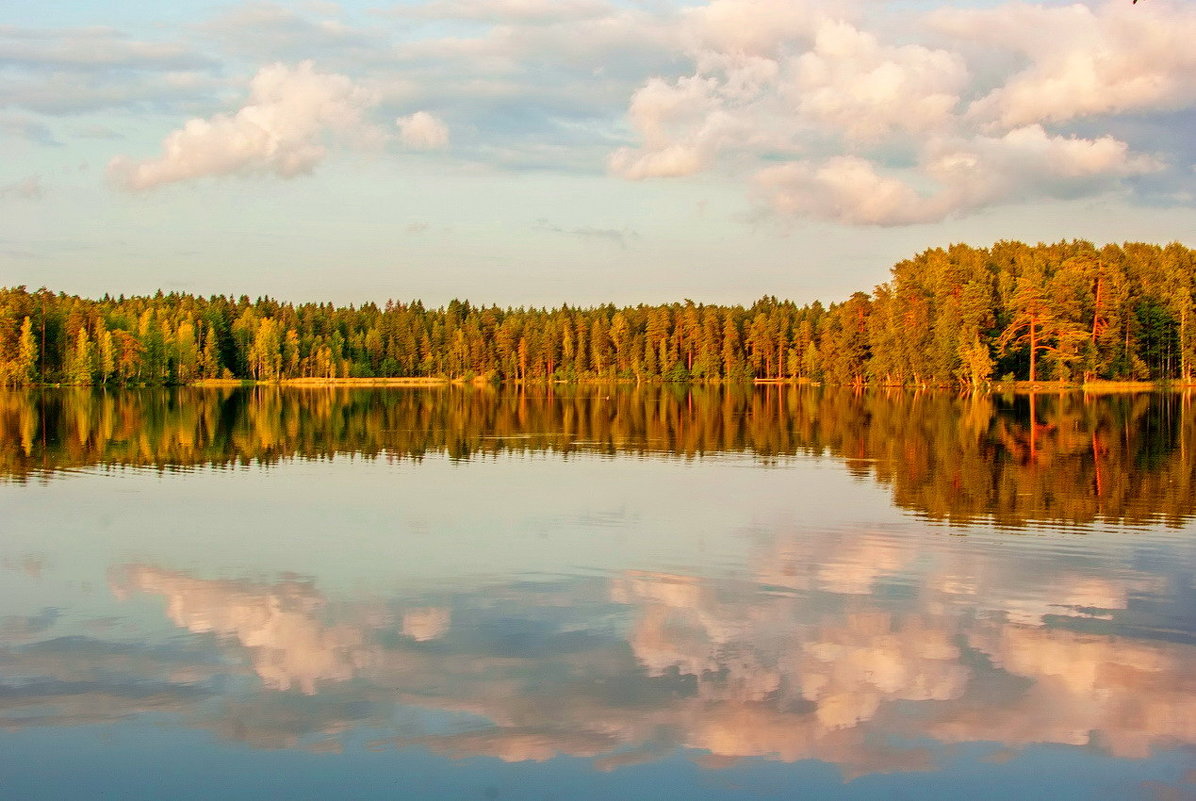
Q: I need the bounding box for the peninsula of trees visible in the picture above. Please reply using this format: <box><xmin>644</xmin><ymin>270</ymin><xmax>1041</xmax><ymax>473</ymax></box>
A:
<box><xmin>1</xmin><ymin>240</ymin><xmax>1193</xmax><ymax>387</ymax></box>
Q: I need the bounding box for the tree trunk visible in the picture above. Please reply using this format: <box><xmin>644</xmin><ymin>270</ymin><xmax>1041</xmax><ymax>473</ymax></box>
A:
<box><xmin>1029</xmin><ymin>318</ymin><xmax>1037</xmax><ymax>382</ymax></box>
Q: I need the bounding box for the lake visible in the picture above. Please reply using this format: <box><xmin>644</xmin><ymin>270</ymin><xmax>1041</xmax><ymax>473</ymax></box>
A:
<box><xmin>1</xmin><ymin>386</ymin><xmax>1194</xmax><ymax>800</ymax></box>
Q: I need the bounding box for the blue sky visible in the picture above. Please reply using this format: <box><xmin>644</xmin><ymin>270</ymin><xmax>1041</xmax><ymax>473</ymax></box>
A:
<box><xmin>2</xmin><ymin>0</ymin><xmax>1193</xmax><ymax>307</ymax></box>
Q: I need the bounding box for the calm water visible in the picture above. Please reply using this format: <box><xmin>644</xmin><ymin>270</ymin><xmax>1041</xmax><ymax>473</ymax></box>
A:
<box><xmin>1</xmin><ymin>386</ymin><xmax>1194</xmax><ymax>800</ymax></box>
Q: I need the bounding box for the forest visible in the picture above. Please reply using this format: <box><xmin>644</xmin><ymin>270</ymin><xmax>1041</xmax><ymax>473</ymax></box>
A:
<box><xmin>1</xmin><ymin>240</ymin><xmax>1193</xmax><ymax>387</ymax></box>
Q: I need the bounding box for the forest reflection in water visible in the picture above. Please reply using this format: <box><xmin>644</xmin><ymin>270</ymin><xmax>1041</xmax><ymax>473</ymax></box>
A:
<box><xmin>3</xmin><ymin>384</ymin><xmax>1195</xmax><ymax>527</ymax></box>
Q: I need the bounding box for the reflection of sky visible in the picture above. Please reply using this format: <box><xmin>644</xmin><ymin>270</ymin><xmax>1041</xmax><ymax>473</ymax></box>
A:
<box><xmin>0</xmin><ymin>453</ymin><xmax>900</xmax><ymax>592</ymax></box>
<box><xmin>2</xmin><ymin>455</ymin><xmax>1195</xmax><ymax>799</ymax></box>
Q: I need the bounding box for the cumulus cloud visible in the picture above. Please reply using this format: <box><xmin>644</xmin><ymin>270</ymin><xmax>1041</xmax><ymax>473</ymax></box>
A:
<box><xmin>15</xmin><ymin>0</ymin><xmax>1193</xmax><ymax>220</ymax></box>
<box><xmin>755</xmin><ymin>157</ymin><xmax>934</xmax><ymax>226</ymax></box>
<box><xmin>609</xmin><ymin>65</ymin><xmax>796</xmax><ymax>179</ymax></box>
<box><xmin>683</xmin><ymin>0</ymin><xmax>827</xmax><ymax>58</ymax></box>
<box><xmin>396</xmin><ymin>110</ymin><xmax>450</xmax><ymax>150</ymax></box>
<box><xmin>931</xmin><ymin>1</ymin><xmax>1196</xmax><ymax>128</ymax></box>
<box><xmin>754</xmin><ymin>126</ymin><xmax>1160</xmax><ymax>226</ymax></box>
<box><xmin>609</xmin><ymin>76</ymin><xmax>723</xmax><ymax>178</ymax></box>
<box><xmin>107</xmin><ymin>61</ymin><xmax>379</xmax><ymax>190</ymax></box>
<box><xmin>611</xmin><ymin>0</ymin><xmax>1192</xmax><ymax>224</ymax></box>
<box><xmin>924</xmin><ymin>125</ymin><xmax>1162</xmax><ymax>210</ymax></box>
<box><xmin>610</xmin><ymin>15</ymin><xmax>971</xmax><ymax>179</ymax></box>
<box><xmin>791</xmin><ymin>21</ymin><xmax>968</xmax><ymax>141</ymax></box>
<box><xmin>754</xmin><ymin>125</ymin><xmax>1160</xmax><ymax>226</ymax></box>
<box><xmin>104</xmin><ymin>0</ymin><xmax>678</xmax><ymax>174</ymax></box>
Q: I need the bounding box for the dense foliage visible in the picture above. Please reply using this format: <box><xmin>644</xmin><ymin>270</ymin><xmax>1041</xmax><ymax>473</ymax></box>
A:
<box><xmin>2</xmin><ymin>240</ymin><xmax>1193</xmax><ymax>386</ymax></box>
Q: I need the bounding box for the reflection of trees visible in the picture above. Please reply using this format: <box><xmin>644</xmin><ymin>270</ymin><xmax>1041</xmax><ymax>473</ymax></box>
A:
<box><xmin>3</xmin><ymin>386</ymin><xmax>1194</xmax><ymax>526</ymax></box>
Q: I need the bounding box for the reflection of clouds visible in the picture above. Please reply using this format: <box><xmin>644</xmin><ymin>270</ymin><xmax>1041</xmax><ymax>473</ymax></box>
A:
<box><xmin>999</xmin><ymin>575</ymin><xmax>1130</xmax><ymax>625</ymax></box>
<box><xmin>402</xmin><ymin>606</ymin><xmax>451</xmax><ymax>641</ymax></box>
<box><xmin>751</xmin><ymin>529</ymin><xmax>912</xmax><ymax>596</ymax></box>
<box><xmin>603</xmin><ymin>518</ymin><xmax>1196</xmax><ymax>771</ymax></box>
<box><xmin>1059</xmin><ymin>577</ymin><xmax>1129</xmax><ymax>613</ymax></box>
<box><xmin>815</xmin><ymin>535</ymin><xmax>910</xmax><ymax>595</ymax></box>
<box><xmin>0</xmin><ymin>608</ymin><xmax>59</xmax><ymax>640</ymax></box>
<box><xmin>2</xmin><ymin>554</ymin><xmax>47</xmax><ymax>578</ymax></box>
<box><xmin>105</xmin><ymin>541</ymin><xmax>1196</xmax><ymax>772</ymax></box>
<box><xmin>614</xmin><ymin>569</ymin><xmax>967</xmax><ymax>738</ymax></box>
<box><xmin>401</xmin><ymin>728</ymin><xmax>619</xmax><ymax>763</ymax></box>
<box><xmin>798</xmin><ymin>613</ymin><xmax>967</xmax><ymax>730</ymax></box>
<box><xmin>611</xmin><ymin>571</ymin><xmax>760</xmax><ymax>682</ymax></box>
<box><xmin>111</xmin><ymin>566</ymin><xmax>373</xmax><ymax>694</ymax></box>
<box><xmin>678</xmin><ymin>704</ymin><xmax>938</xmax><ymax>780</ymax></box>
<box><xmin>0</xmin><ymin>636</ymin><xmax>223</xmax><ymax>729</ymax></box>
<box><xmin>931</xmin><ymin>561</ymin><xmax>1164</xmax><ymax>629</ymax></box>
<box><xmin>947</xmin><ymin>625</ymin><xmax>1196</xmax><ymax>759</ymax></box>
<box><xmin>5</xmin><ymin>521</ymin><xmax>1192</xmax><ymax>779</ymax></box>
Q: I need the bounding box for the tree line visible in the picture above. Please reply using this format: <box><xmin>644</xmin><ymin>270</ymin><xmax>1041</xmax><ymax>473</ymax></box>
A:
<box><xmin>1</xmin><ymin>239</ymin><xmax>1193</xmax><ymax>387</ymax></box>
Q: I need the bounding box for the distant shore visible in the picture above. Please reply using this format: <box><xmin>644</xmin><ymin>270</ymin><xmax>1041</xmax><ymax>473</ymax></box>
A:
<box><xmin>170</xmin><ymin>377</ymin><xmax>1196</xmax><ymax>392</ymax></box>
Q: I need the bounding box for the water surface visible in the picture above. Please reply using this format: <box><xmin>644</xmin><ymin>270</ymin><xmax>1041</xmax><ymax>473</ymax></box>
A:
<box><xmin>2</xmin><ymin>387</ymin><xmax>1194</xmax><ymax>799</ymax></box>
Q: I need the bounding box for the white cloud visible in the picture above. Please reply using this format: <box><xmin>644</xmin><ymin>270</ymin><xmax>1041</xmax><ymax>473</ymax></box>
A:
<box><xmin>755</xmin><ymin>157</ymin><xmax>933</xmax><ymax>226</ymax></box>
<box><xmin>609</xmin><ymin>13</ymin><xmax>972</xmax><ymax>180</ymax></box>
<box><xmin>609</xmin><ymin>76</ymin><xmax>723</xmax><ymax>178</ymax></box>
<box><xmin>791</xmin><ymin>21</ymin><xmax>968</xmax><ymax>141</ymax></box>
<box><xmin>754</xmin><ymin>126</ymin><xmax>1161</xmax><ymax>226</ymax></box>
<box><xmin>396</xmin><ymin>111</ymin><xmax>450</xmax><ymax>150</ymax></box>
<box><xmin>11</xmin><ymin>0</ymin><xmax>1192</xmax><ymax>223</ymax></box>
<box><xmin>610</xmin><ymin>143</ymin><xmax>705</xmax><ymax>180</ymax></box>
<box><xmin>931</xmin><ymin>1</ymin><xmax>1196</xmax><ymax>128</ymax></box>
<box><xmin>611</xmin><ymin>0</ymin><xmax>1186</xmax><ymax>225</ymax></box>
<box><xmin>683</xmin><ymin>0</ymin><xmax>828</xmax><ymax>58</ymax></box>
<box><xmin>926</xmin><ymin>125</ymin><xmax>1162</xmax><ymax>208</ymax></box>
<box><xmin>107</xmin><ymin>61</ymin><xmax>379</xmax><ymax>191</ymax></box>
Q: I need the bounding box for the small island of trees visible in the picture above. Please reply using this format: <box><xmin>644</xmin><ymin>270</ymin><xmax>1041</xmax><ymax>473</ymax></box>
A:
<box><xmin>1</xmin><ymin>239</ymin><xmax>1193</xmax><ymax>387</ymax></box>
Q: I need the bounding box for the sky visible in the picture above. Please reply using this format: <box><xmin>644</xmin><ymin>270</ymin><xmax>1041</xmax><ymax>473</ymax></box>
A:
<box><xmin>1</xmin><ymin>0</ymin><xmax>1194</xmax><ymax>308</ymax></box>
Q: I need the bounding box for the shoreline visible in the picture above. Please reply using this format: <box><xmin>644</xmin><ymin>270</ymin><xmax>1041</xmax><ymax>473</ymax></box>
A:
<box><xmin>17</xmin><ymin>378</ymin><xmax>1196</xmax><ymax>392</ymax></box>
